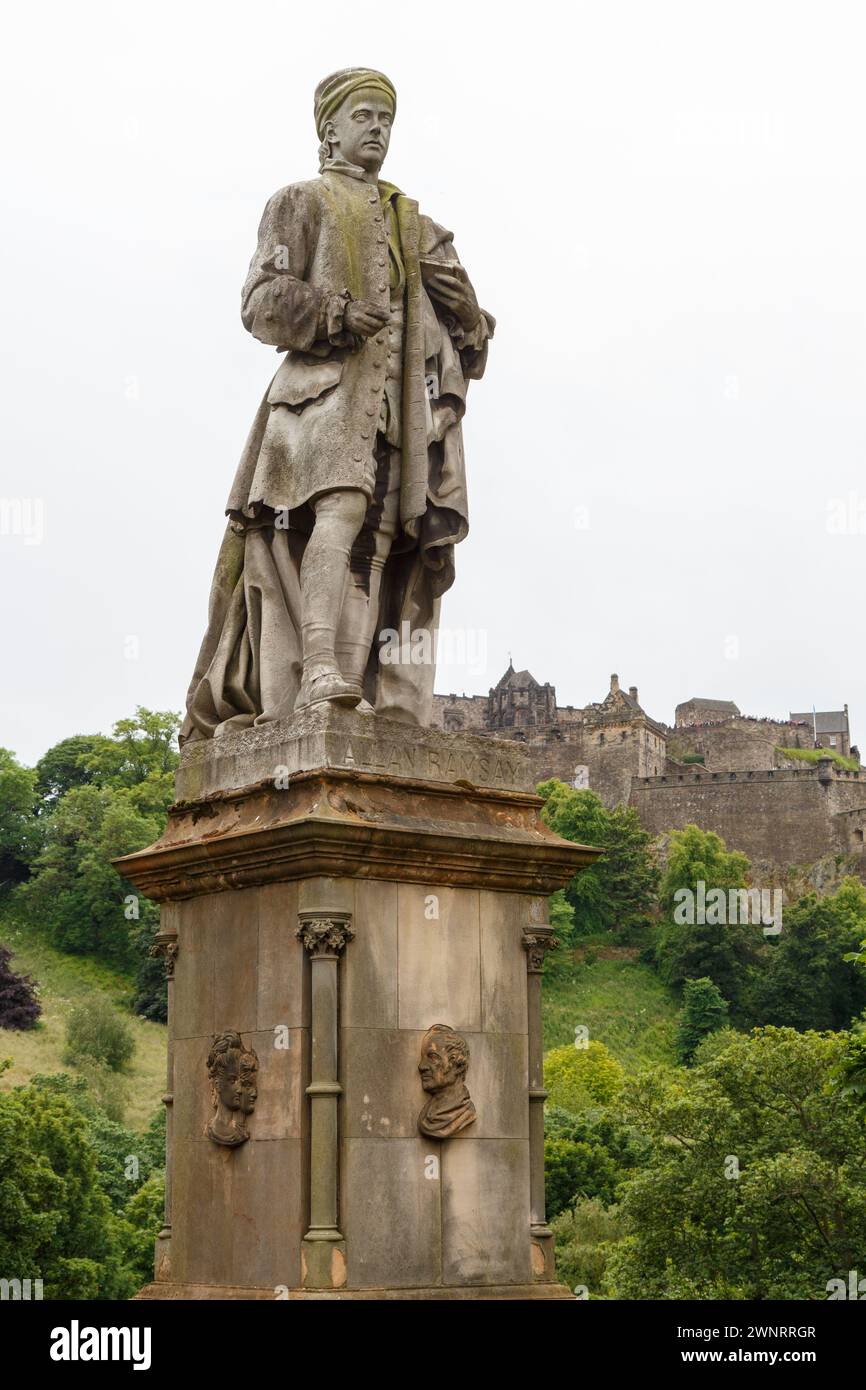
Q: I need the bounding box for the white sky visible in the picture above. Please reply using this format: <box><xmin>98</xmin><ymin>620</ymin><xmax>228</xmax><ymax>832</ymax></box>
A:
<box><xmin>2</xmin><ymin>0</ymin><xmax>865</xmax><ymax>766</ymax></box>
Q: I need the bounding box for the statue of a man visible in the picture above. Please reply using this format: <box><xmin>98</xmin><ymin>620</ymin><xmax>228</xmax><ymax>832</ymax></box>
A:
<box><xmin>181</xmin><ymin>68</ymin><xmax>494</xmax><ymax>741</ymax></box>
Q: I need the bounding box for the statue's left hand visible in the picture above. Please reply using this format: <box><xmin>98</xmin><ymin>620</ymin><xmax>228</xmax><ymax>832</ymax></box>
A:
<box><xmin>426</xmin><ymin>268</ymin><xmax>481</xmax><ymax>331</ymax></box>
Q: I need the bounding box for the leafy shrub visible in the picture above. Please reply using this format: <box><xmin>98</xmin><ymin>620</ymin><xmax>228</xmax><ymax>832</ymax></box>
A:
<box><xmin>121</xmin><ymin>1171</ymin><xmax>165</xmax><ymax>1288</ymax></box>
<box><xmin>29</xmin><ymin>1074</ymin><xmax>162</xmax><ymax>1209</ymax></box>
<box><xmin>538</xmin><ymin>781</ymin><xmax>659</xmax><ymax>940</ymax></box>
<box><xmin>130</xmin><ymin>918</ymin><xmax>168</xmax><ymax>1022</ymax></box>
<box><xmin>606</xmin><ymin>1027</ymin><xmax>866</xmax><ymax>1300</ymax></box>
<box><xmin>544</xmin><ymin>1040</ymin><xmax>624</xmax><ymax>1113</ymax></box>
<box><xmin>655</xmin><ymin>824</ymin><xmax>760</xmax><ymax>1005</ymax></box>
<box><xmin>545</xmin><ymin>1136</ymin><xmax>620</xmax><ymax>1217</ymax></box>
<box><xmin>0</xmin><ymin>944</ymin><xmax>41</xmax><ymax>1029</ymax></box>
<box><xmin>0</xmin><ymin>1081</ymin><xmax>138</xmax><ymax>1298</ymax></box>
<box><xmin>676</xmin><ymin>976</ymin><xmax>729</xmax><ymax>1063</ymax></box>
<box><xmin>63</xmin><ymin>995</ymin><xmax>135</xmax><ymax>1074</ymax></box>
<box><xmin>552</xmin><ymin>1198</ymin><xmax>626</xmax><ymax>1298</ymax></box>
<box><xmin>741</xmin><ymin>878</ymin><xmax>866</xmax><ymax>1032</ymax></box>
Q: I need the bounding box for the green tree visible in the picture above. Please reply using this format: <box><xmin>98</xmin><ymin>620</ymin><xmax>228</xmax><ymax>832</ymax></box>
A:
<box><xmin>63</xmin><ymin>995</ymin><xmax>136</xmax><ymax>1073</ymax></box>
<box><xmin>542</xmin><ymin>890</ymin><xmax>579</xmax><ymax>978</ymax></box>
<box><xmin>552</xmin><ymin>1198</ymin><xmax>626</xmax><ymax>1298</ymax></box>
<box><xmin>15</xmin><ymin>783</ymin><xmax>162</xmax><ymax>967</ymax></box>
<box><xmin>544</xmin><ymin>1105</ymin><xmax>650</xmax><ymax>1217</ymax></box>
<box><xmin>676</xmin><ymin>976</ymin><xmax>730</xmax><ymax>1064</ymax></box>
<box><xmin>545</xmin><ymin>1136</ymin><xmax>620</xmax><ymax>1217</ymax></box>
<box><xmin>130</xmin><ymin>917</ymin><xmax>168</xmax><ymax>1022</ymax></box>
<box><xmin>655</xmin><ymin>824</ymin><xmax>760</xmax><ymax>1005</ymax></box>
<box><xmin>82</xmin><ymin>707</ymin><xmax>179</xmax><ymax>792</ymax></box>
<box><xmin>606</xmin><ymin>1027</ymin><xmax>866</xmax><ymax>1299</ymax></box>
<box><xmin>0</xmin><ymin>747</ymin><xmax>38</xmax><ymax>880</ymax></box>
<box><xmin>121</xmin><ymin>1171</ymin><xmax>165</xmax><ymax>1288</ymax></box>
<box><xmin>28</xmin><ymin>1075</ymin><xmax>162</xmax><ymax>1210</ymax></box>
<box><xmin>743</xmin><ymin>878</ymin><xmax>866</xmax><ymax>1032</ymax></box>
<box><xmin>0</xmin><ymin>1081</ymin><xmax>138</xmax><ymax>1298</ymax></box>
<box><xmin>544</xmin><ymin>1040</ymin><xmax>624</xmax><ymax>1113</ymax></box>
<box><xmin>538</xmin><ymin>781</ymin><xmax>659</xmax><ymax>940</ymax></box>
<box><xmin>34</xmin><ymin>734</ymin><xmax>103</xmax><ymax>809</ymax></box>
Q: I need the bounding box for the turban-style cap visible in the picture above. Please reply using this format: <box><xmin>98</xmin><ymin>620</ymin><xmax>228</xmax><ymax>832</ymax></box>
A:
<box><xmin>314</xmin><ymin>67</ymin><xmax>397</xmax><ymax>139</ymax></box>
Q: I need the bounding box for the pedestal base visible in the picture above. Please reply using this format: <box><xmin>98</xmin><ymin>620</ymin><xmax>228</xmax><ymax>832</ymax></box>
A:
<box><xmin>116</xmin><ymin>708</ymin><xmax>600</xmax><ymax>1301</ymax></box>
<box><xmin>135</xmin><ymin>1281</ymin><xmax>575</xmax><ymax>1301</ymax></box>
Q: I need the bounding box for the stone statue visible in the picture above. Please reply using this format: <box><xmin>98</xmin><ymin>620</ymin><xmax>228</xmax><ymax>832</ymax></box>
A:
<box><xmin>181</xmin><ymin>67</ymin><xmax>494</xmax><ymax>743</ymax></box>
<box><xmin>206</xmin><ymin>1031</ymin><xmax>259</xmax><ymax>1147</ymax></box>
<box><xmin>417</xmin><ymin>1023</ymin><xmax>476</xmax><ymax>1138</ymax></box>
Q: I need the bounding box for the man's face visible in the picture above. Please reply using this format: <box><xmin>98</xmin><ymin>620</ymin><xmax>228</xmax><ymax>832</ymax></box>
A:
<box><xmin>328</xmin><ymin>88</ymin><xmax>394</xmax><ymax>172</ymax></box>
<box><xmin>419</xmin><ymin>1035</ymin><xmax>459</xmax><ymax>1092</ymax></box>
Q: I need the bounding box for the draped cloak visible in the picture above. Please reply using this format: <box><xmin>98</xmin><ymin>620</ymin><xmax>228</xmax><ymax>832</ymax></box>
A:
<box><xmin>180</xmin><ymin>167</ymin><xmax>493</xmax><ymax>744</ymax></box>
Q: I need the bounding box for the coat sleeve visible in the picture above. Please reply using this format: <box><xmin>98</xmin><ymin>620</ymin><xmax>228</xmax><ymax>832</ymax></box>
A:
<box><xmin>241</xmin><ymin>183</ymin><xmax>350</xmax><ymax>351</ymax></box>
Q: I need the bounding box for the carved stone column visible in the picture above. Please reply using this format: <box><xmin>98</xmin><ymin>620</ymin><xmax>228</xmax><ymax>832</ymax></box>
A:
<box><xmin>296</xmin><ymin>911</ymin><xmax>354</xmax><ymax>1288</ymax></box>
<box><xmin>149</xmin><ymin>922</ymin><xmax>178</xmax><ymax>1282</ymax></box>
<box><xmin>523</xmin><ymin>922</ymin><xmax>558</xmax><ymax>1281</ymax></box>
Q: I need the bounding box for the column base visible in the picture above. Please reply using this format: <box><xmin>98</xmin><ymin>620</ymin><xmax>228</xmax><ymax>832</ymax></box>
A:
<box><xmin>154</xmin><ymin>1230</ymin><xmax>172</xmax><ymax>1284</ymax></box>
<box><xmin>301</xmin><ymin>1237</ymin><xmax>347</xmax><ymax>1289</ymax></box>
<box><xmin>530</xmin><ymin>1225</ymin><xmax>557</xmax><ymax>1281</ymax></box>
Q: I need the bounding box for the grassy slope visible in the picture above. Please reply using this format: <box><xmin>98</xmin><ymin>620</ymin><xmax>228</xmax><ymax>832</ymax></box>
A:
<box><xmin>0</xmin><ymin>916</ymin><xmax>166</xmax><ymax>1130</ymax></box>
<box><xmin>542</xmin><ymin>945</ymin><xmax>679</xmax><ymax>1071</ymax></box>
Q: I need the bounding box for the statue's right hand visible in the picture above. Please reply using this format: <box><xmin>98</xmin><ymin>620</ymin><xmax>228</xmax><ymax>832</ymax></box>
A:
<box><xmin>344</xmin><ymin>300</ymin><xmax>390</xmax><ymax>338</ymax></box>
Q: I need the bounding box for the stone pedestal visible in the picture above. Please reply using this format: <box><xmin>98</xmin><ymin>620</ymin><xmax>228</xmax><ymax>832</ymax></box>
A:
<box><xmin>117</xmin><ymin>707</ymin><xmax>600</xmax><ymax>1300</ymax></box>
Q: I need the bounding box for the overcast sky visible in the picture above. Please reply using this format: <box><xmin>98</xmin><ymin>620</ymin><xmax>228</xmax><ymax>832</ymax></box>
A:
<box><xmin>2</xmin><ymin>0</ymin><xmax>865</xmax><ymax>766</ymax></box>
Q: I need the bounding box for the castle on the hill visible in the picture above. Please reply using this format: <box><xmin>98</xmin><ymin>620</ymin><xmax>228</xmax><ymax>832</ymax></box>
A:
<box><xmin>431</xmin><ymin>667</ymin><xmax>865</xmax><ymax>875</ymax></box>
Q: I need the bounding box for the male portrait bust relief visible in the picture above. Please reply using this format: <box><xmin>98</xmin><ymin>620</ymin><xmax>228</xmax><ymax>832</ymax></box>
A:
<box><xmin>181</xmin><ymin>67</ymin><xmax>494</xmax><ymax>741</ymax></box>
<box><xmin>417</xmin><ymin>1023</ymin><xmax>477</xmax><ymax>1138</ymax></box>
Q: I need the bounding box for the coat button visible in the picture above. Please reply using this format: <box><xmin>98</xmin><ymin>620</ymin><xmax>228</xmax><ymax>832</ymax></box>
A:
<box><xmin>378</xmin><ymin>283</ymin><xmax>387</xmax><ymax>292</ymax></box>
<box><xmin>264</xmin><ymin>310</ymin><xmax>273</xmax><ymax>321</ymax></box>
<box><xmin>354</xmin><ymin>452</ymin><xmax>363</xmax><ymax>462</ymax></box>
<box><xmin>365</xmin><ymin>407</ymin><xmax>375</xmax><ymax>416</ymax></box>
<box><xmin>361</xmin><ymin>430</ymin><xmax>371</xmax><ymax>439</ymax></box>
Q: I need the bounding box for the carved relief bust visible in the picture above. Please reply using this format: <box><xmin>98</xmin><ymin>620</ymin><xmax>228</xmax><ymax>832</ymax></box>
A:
<box><xmin>417</xmin><ymin>1023</ymin><xmax>476</xmax><ymax>1139</ymax></box>
<box><xmin>206</xmin><ymin>1031</ymin><xmax>259</xmax><ymax>1147</ymax></box>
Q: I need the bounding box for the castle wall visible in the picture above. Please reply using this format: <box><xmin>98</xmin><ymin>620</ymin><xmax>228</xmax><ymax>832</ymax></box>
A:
<box><xmin>668</xmin><ymin>718</ymin><xmax>814</xmax><ymax>772</ymax></box>
<box><xmin>432</xmin><ymin>694</ymin><xmax>488</xmax><ymax>733</ymax></box>
<box><xmin>629</xmin><ymin>766</ymin><xmax>866</xmax><ymax>868</ymax></box>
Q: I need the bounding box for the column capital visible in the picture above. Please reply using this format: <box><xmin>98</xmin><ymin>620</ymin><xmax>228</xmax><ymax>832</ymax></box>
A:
<box><xmin>149</xmin><ymin>931</ymin><xmax>179</xmax><ymax>978</ymax></box>
<box><xmin>296</xmin><ymin>911</ymin><xmax>355</xmax><ymax>959</ymax></box>
<box><xmin>522</xmin><ymin>926</ymin><xmax>559</xmax><ymax>974</ymax></box>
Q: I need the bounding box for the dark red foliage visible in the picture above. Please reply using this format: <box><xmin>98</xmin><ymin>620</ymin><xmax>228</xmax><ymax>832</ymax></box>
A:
<box><xmin>0</xmin><ymin>945</ymin><xmax>42</xmax><ymax>1029</ymax></box>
